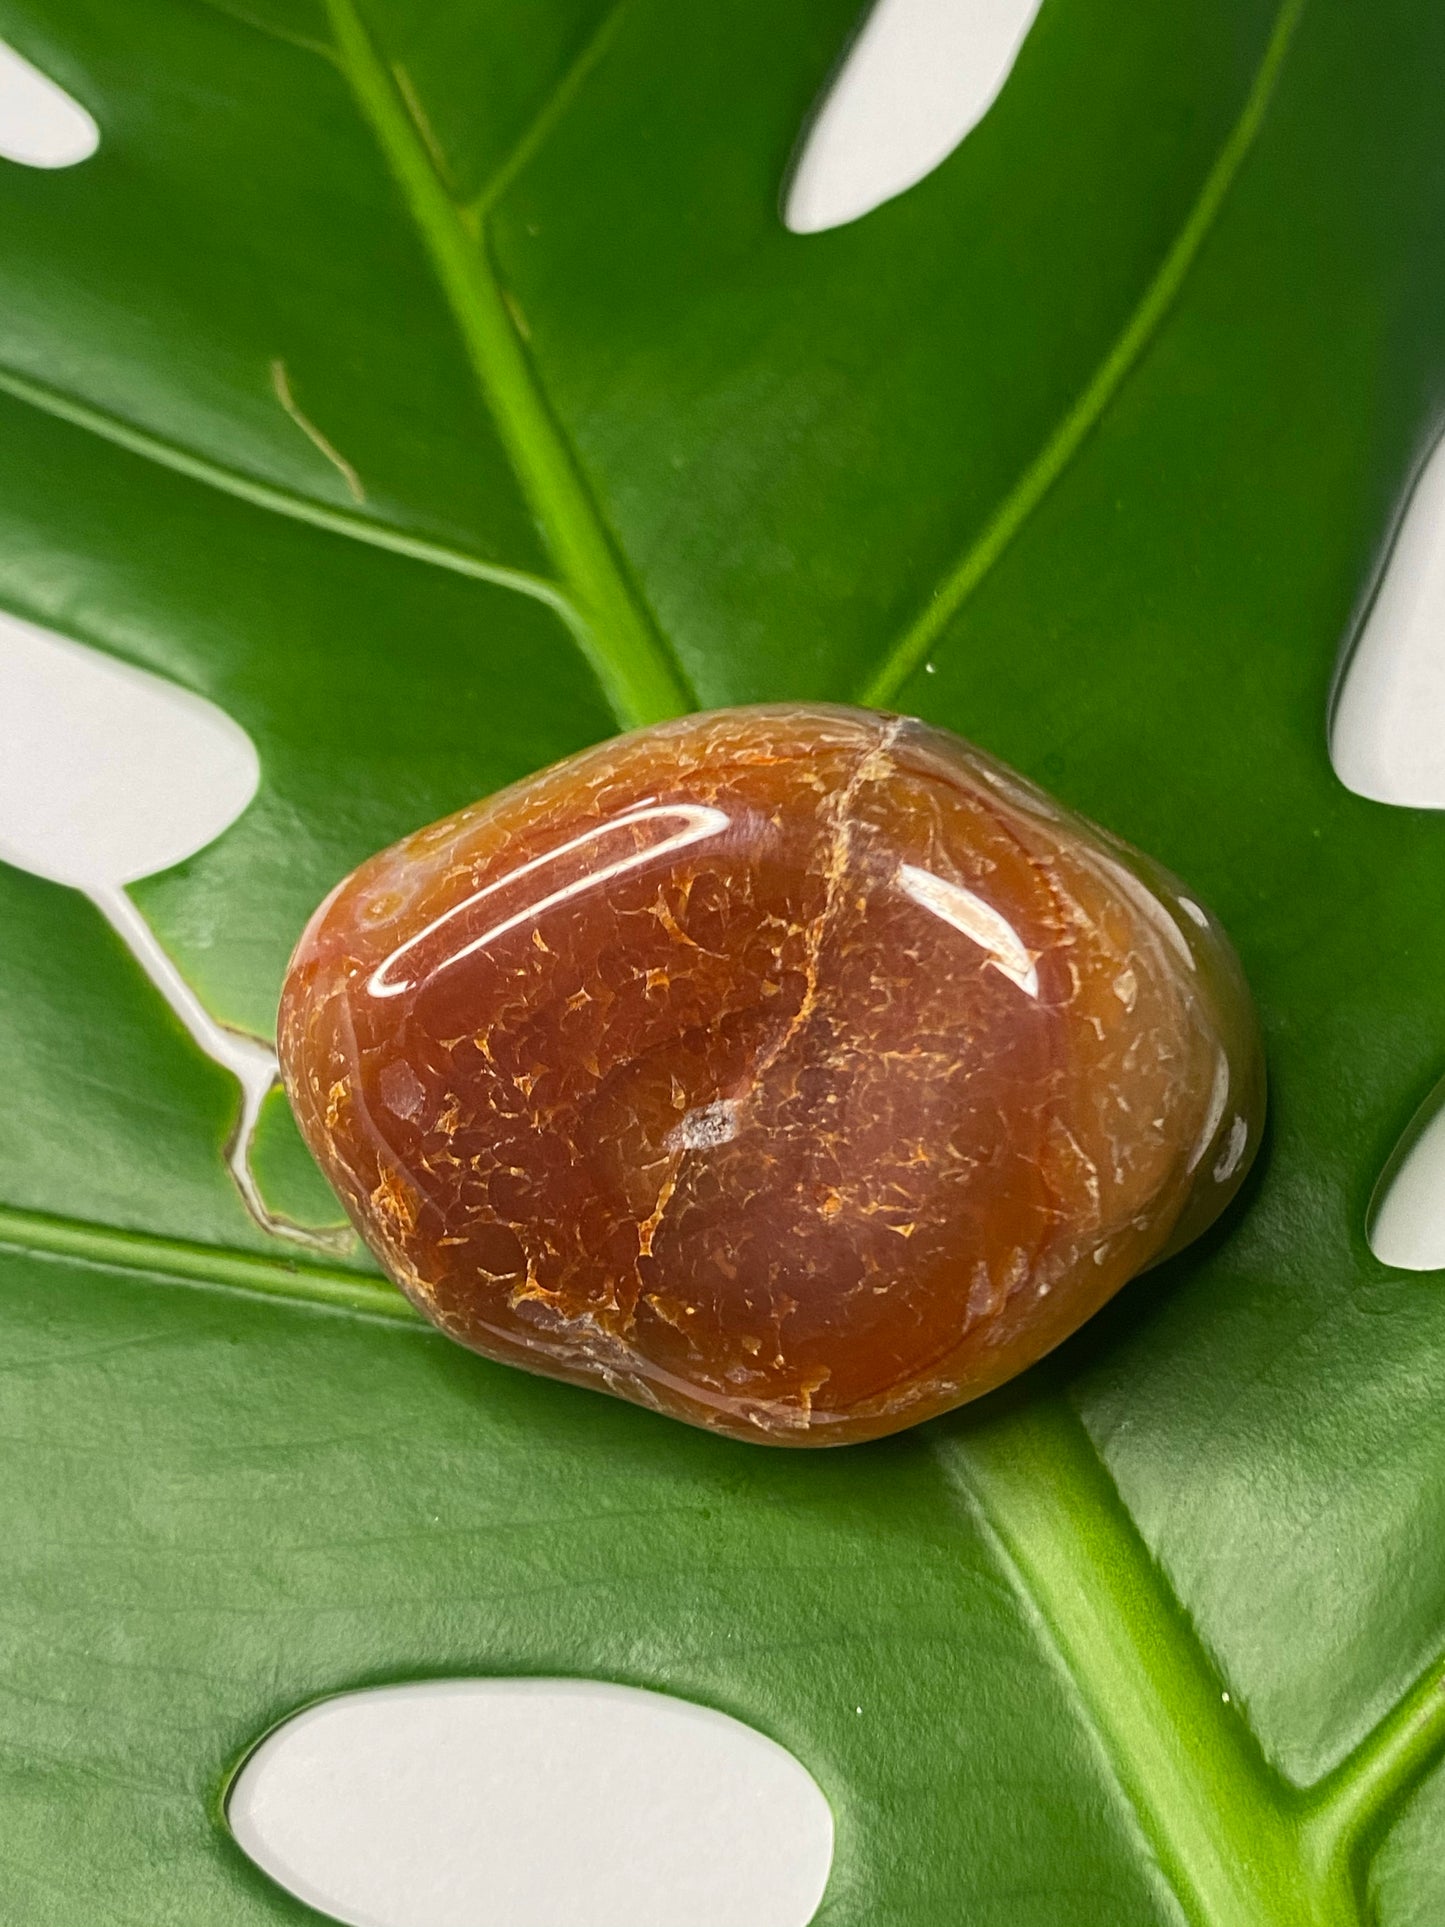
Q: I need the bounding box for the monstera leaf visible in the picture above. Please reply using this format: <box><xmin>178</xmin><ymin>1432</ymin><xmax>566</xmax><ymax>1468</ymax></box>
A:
<box><xmin>0</xmin><ymin>0</ymin><xmax>1443</xmax><ymax>1920</ymax></box>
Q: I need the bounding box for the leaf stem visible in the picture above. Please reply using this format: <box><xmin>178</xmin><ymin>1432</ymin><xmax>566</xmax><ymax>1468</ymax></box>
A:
<box><xmin>323</xmin><ymin>0</ymin><xmax>694</xmax><ymax>731</ymax></box>
<box><xmin>858</xmin><ymin>0</ymin><xmax>1307</xmax><ymax>711</ymax></box>
<box><xmin>942</xmin><ymin>1395</ymin><xmax>1356</xmax><ymax>1927</ymax></box>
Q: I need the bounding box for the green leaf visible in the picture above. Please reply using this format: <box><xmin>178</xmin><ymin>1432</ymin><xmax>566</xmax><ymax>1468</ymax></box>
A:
<box><xmin>0</xmin><ymin>0</ymin><xmax>1442</xmax><ymax>1920</ymax></box>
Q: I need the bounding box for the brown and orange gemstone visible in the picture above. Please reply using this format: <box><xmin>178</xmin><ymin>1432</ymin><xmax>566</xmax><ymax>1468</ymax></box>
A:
<box><xmin>279</xmin><ymin>705</ymin><xmax>1263</xmax><ymax>1446</ymax></box>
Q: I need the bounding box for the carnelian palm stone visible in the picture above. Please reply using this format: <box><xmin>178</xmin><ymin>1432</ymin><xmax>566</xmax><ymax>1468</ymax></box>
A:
<box><xmin>280</xmin><ymin>705</ymin><xmax>1263</xmax><ymax>1447</ymax></box>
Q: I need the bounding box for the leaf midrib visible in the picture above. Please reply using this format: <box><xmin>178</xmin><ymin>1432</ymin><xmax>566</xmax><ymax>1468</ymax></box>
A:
<box><xmin>323</xmin><ymin>0</ymin><xmax>694</xmax><ymax>732</ymax></box>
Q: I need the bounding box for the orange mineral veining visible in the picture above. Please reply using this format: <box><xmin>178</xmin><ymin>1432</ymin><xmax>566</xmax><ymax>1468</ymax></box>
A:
<box><xmin>280</xmin><ymin>706</ymin><xmax>1263</xmax><ymax>1446</ymax></box>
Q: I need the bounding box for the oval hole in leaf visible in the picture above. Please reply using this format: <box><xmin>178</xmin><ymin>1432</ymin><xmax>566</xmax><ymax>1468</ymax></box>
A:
<box><xmin>784</xmin><ymin>0</ymin><xmax>1042</xmax><ymax>234</ymax></box>
<box><xmin>0</xmin><ymin>608</ymin><xmax>258</xmax><ymax>891</ymax></box>
<box><xmin>1369</xmin><ymin>1075</ymin><xmax>1445</xmax><ymax>1271</ymax></box>
<box><xmin>1331</xmin><ymin>425</ymin><xmax>1445</xmax><ymax>808</ymax></box>
<box><xmin>227</xmin><ymin>1678</ymin><xmax>835</xmax><ymax>1927</ymax></box>
<box><xmin>0</xmin><ymin>611</ymin><xmax>318</xmax><ymax>1242</ymax></box>
<box><xmin>0</xmin><ymin>40</ymin><xmax>97</xmax><ymax>169</ymax></box>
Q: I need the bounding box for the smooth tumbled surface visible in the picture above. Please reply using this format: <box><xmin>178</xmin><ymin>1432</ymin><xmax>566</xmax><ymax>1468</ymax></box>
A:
<box><xmin>280</xmin><ymin>706</ymin><xmax>1263</xmax><ymax>1444</ymax></box>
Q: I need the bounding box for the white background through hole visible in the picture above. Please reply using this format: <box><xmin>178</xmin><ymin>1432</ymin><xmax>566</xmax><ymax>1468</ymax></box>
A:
<box><xmin>228</xmin><ymin>1678</ymin><xmax>835</xmax><ymax>1927</ymax></box>
<box><xmin>1332</xmin><ymin>424</ymin><xmax>1445</xmax><ymax>1269</ymax></box>
<box><xmin>784</xmin><ymin>0</ymin><xmax>1043</xmax><ymax>232</ymax></box>
<box><xmin>0</xmin><ymin>39</ymin><xmax>97</xmax><ymax>168</ymax></box>
<box><xmin>0</xmin><ymin>610</ymin><xmax>299</xmax><ymax>1237</ymax></box>
<box><xmin>0</xmin><ymin>609</ymin><xmax>258</xmax><ymax>890</ymax></box>
<box><xmin>1331</xmin><ymin>425</ymin><xmax>1445</xmax><ymax>808</ymax></box>
<box><xmin>1370</xmin><ymin>1084</ymin><xmax>1445</xmax><ymax>1272</ymax></box>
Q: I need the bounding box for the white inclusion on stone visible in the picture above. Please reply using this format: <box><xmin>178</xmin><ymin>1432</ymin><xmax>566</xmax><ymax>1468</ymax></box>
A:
<box><xmin>784</xmin><ymin>0</ymin><xmax>1043</xmax><ymax>233</ymax></box>
<box><xmin>0</xmin><ymin>609</ymin><xmax>323</xmax><ymax>1244</ymax></box>
<box><xmin>228</xmin><ymin>1678</ymin><xmax>835</xmax><ymax>1927</ymax></box>
<box><xmin>0</xmin><ymin>40</ymin><xmax>97</xmax><ymax>167</ymax></box>
<box><xmin>672</xmin><ymin>1099</ymin><xmax>740</xmax><ymax>1151</ymax></box>
<box><xmin>1331</xmin><ymin>424</ymin><xmax>1445</xmax><ymax>808</ymax></box>
<box><xmin>1369</xmin><ymin>1081</ymin><xmax>1445</xmax><ymax>1272</ymax></box>
<box><xmin>896</xmin><ymin>861</ymin><xmax>1039</xmax><ymax>997</ymax></box>
<box><xmin>379</xmin><ymin>1061</ymin><xmax>427</xmax><ymax>1123</ymax></box>
<box><xmin>1177</xmin><ymin>896</ymin><xmax>1210</xmax><ymax>929</ymax></box>
<box><xmin>1186</xmin><ymin>1052</ymin><xmax>1231</xmax><ymax>1174</ymax></box>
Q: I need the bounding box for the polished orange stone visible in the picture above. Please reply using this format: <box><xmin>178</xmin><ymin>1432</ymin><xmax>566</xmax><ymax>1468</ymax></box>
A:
<box><xmin>279</xmin><ymin>706</ymin><xmax>1263</xmax><ymax>1446</ymax></box>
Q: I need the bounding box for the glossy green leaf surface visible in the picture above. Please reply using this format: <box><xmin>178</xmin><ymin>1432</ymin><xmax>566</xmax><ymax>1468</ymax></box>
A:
<box><xmin>0</xmin><ymin>0</ymin><xmax>1443</xmax><ymax>1920</ymax></box>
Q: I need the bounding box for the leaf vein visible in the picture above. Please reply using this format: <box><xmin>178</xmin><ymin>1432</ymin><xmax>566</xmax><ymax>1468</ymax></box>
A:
<box><xmin>467</xmin><ymin>0</ymin><xmax>635</xmax><ymax>222</ymax></box>
<box><xmin>0</xmin><ymin>361</ymin><xmax>577</xmax><ymax>616</ymax></box>
<box><xmin>859</xmin><ymin>0</ymin><xmax>1307</xmax><ymax>709</ymax></box>
<box><xmin>0</xmin><ymin>1204</ymin><xmax>421</xmax><ymax>1327</ymax></box>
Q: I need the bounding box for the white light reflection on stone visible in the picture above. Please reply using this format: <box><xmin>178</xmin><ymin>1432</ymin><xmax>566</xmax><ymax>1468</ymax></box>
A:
<box><xmin>369</xmin><ymin>804</ymin><xmax>730</xmax><ymax>999</ymax></box>
<box><xmin>896</xmin><ymin>860</ymin><xmax>1039</xmax><ymax>997</ymax></box>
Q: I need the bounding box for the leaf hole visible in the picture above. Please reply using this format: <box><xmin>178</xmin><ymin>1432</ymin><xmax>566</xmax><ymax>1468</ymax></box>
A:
<box><xmin>1369</xmin><ymin>1074</ymin><xmax>1445</xmax><ymax>1272</ymax></box>
<box><xmin>783</xmin><ymin>0</ymin><xmax>1042</xmax><ymax>234</ymax></box>
<box><xmin>227</xmin><ymin>1677</ymin><xmax>835</xmax><ymax>1927</ymax></box>
<box><xmin>0</xmin><ymin>610</ymin><xmax>332</xmax><ymax>1245</ymax></box>
<box><xmin>1330</xmin><ymin>423</ymin><xmax>1445</xmax><ymax>808</ymax></box>
<box><xmin>0</xmin><ymin>40</ymin><xmax>97</xmax><ymax>169</ymax></box>
<box><xmin>0</xmin><ymin>608</ymin><xmax>258</xmax><ymax>892</ymax></box>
